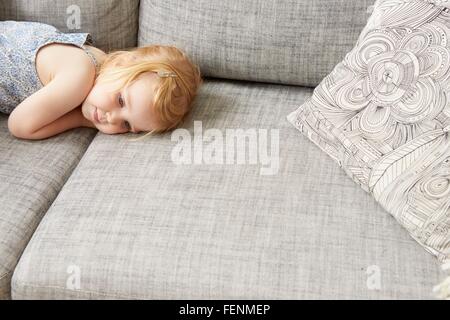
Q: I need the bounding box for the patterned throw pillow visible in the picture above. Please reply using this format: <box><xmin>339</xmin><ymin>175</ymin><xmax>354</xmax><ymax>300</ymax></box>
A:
<box><xmin>287</xmin><ymin>0</ymin><xmax>450</xmax><ymax>262</ymax></box>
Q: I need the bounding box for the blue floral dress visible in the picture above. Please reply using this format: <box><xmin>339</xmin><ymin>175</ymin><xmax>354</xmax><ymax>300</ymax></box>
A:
<box><xmin>0</xmin><ymin>21</ymin><xmax>98</xmax><ymax>114</ymax></box>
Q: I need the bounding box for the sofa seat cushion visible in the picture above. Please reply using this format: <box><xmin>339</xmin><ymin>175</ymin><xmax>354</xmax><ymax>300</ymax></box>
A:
<box><xmin>12</xmin><ymin>79</ymin><xmax>444</xmax><ymax>299</ymax></box>
<box><xmin>0</xmin><ymin>117</ymin><xmax>96</xmax><ymax>299</ymax></box>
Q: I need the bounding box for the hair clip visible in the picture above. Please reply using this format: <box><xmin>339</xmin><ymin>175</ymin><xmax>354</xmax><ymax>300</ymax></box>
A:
<box><xmin>157</xmin><ymin>70</ymin><xmax>178</xmax><ymax>78</ymax></box>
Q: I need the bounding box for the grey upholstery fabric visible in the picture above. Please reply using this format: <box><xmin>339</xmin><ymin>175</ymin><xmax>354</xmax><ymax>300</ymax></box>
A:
<box><xmin>0</xmin><ymin>115</ymin><xmax>96</xmax><ymax>299</ymax></box>
<box><xmin>12</xmin><ymin>79</ymin><xmax>443</xmax><ymax>299</ymax></box>
<box><xmin>0</xmin><ymin>0</ymin><xmax>139</xmax><ymax>52</ymax></box>
<box><xmin>139</xmin><ymin>0</ymin><xmax>376</xmax><ymax>87</ymax></box>
<box><xmin>287</xmin><ymin>0</ymin><xmax>450</xmax><ymax>262</ymax></box>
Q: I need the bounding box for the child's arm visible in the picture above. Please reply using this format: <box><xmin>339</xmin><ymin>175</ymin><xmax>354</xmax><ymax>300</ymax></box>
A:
<box><xmin>14</xmin><ymin>107</ymin><xmax>95</xmax><ymax>140</ymax></box>
<box><xmin>8</xmin><ymin>63</ymin><xmax>95</xmax><ymax>139</ymax></box>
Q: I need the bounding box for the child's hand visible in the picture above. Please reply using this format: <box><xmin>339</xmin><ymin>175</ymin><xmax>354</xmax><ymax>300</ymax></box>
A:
<box><xmin>80</xmin><ymin>112</ymin><xmax>97</xmax><ymax>129</ymax></box>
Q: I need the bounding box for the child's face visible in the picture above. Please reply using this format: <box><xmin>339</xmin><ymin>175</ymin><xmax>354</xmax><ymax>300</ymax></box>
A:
<box><xmin>81</xmin><ymin>71</ymin><xmax>161</xmax><ymax>134</ymax></box>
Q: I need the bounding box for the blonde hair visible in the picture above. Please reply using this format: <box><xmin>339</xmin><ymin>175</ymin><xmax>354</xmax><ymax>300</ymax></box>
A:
<box><xmin>94</xmin><ymin>45</ymin><xmax>203</xmax><ymax>141</ymax></box>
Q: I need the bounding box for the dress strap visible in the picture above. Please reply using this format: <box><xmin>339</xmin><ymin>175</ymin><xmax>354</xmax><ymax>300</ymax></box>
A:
<box><xmin>81</xmin><ymin>45</ymin><xmax>99</xmax><ymax>73</ymax></box>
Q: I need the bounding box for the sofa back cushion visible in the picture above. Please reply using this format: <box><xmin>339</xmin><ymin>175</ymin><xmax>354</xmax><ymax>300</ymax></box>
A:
<box><xmin>138</xmin><ymin>0</ymin><xmax>376</xmax><ymax>87</ymax></box>
<box><xmin>0</xmin><ymin>0</ymin><xmax>139</xmax><ymax>52</ymax></box>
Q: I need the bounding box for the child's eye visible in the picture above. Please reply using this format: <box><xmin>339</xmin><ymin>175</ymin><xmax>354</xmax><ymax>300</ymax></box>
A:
<box><xmin>118</xmin><ymin>93</ymin><xmax>125</xmax><ymax>107</ymax></box>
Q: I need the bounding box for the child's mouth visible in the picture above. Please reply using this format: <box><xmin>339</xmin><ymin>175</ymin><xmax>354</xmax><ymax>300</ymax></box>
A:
<box><xmin>93</xmin><ymin>107</ymin><xmax>100</xmax><ymax>123</ymax></box>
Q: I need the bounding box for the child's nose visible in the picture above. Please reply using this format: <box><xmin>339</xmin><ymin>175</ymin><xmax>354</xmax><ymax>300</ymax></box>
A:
<box><xmin>106</xmin><ymin>110</ymin><xmax>121</xmax><ymax>125</ymax></box>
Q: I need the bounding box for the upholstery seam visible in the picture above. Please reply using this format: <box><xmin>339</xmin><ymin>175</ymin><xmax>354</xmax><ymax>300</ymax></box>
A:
<box><xmin>0</xmin><ymin>271</ymin><xmax>11</xmax><ymax>282</ymax></box>
<box><xmin>12</xmin><ymin>280</ymin><xmax>143</xmax><ymax>300</ymax></box>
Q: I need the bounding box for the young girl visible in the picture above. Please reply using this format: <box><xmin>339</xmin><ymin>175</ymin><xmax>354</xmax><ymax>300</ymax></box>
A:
<box><xmin>0</xmin><ymin>21</ymin><xmax>203</xmax><ymax>140</ymax></box>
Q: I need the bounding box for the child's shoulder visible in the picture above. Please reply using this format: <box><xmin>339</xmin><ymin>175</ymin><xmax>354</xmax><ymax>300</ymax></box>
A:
<box><xmin>36</xmin><ymin>43</ymin><xmax>99</xmax><ymax>86</ymax></box>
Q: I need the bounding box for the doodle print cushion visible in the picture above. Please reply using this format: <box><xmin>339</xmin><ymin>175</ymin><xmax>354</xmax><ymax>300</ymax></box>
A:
<box><xmin>287</xmin><ymin>0</ymin><xmax>450</xmax><ymax>262</ymax></box>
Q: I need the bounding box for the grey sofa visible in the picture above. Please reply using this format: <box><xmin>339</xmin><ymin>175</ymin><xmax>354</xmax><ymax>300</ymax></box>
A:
<box><xmin>0</xmin><ymin>0</ymin><xmax>446</xmax><ymax>300</ymax></box>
